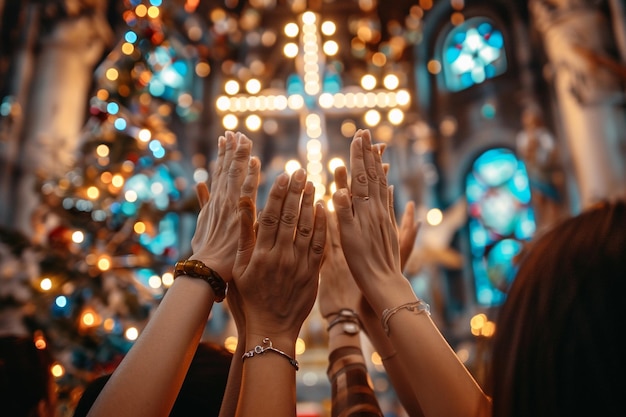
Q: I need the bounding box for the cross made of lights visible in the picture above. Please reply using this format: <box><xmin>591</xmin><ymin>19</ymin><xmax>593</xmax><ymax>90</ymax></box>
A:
<box><xmin>215</xmin><ymin>10</ymin><xmax>411</xmax><ymax>202</ymax></box>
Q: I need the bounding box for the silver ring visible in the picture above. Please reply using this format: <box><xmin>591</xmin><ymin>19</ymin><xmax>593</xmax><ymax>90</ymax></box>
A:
<box><xmin>353</xmin><ymin>196</ymin><xmax>370</xmax><ymax>201</ymax></box>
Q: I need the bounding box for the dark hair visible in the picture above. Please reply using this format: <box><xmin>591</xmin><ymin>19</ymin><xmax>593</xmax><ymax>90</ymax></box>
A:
<box><xmin>0</xmin><ymin>335</ymin><xmax>54</xmax><ymax>417</ymax></box>
<box><xmin>73</xmin><ymin>341</ymin><xmax>233</xmax><ymax>417</ymax></box>
<box><xmin>490</xmin><ymin>200</ymin><xmax>626</xmax><ymax>417</ymax></box>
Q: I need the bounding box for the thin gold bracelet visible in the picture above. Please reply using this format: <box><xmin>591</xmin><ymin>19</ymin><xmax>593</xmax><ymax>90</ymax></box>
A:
<box><xmin>381</xmin><ymin>300</ymin><xmax>430</xmax><ymax>336</ymax></box>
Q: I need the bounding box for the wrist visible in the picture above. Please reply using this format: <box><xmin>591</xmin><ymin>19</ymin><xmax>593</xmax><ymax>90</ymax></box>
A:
<box><xmin>188</xmin><ymin>255</ymin><xmax>231</xmax><ymax>283</ymax></box>
<box><xmin>324</xmin><ymin>308</ymin><xmax>361</xmax><ymax>332</ymax></box>
<box><xmin>173</xmin><ymin>259</ymin><xmax>227</xmax><ymax>302</ymax></box>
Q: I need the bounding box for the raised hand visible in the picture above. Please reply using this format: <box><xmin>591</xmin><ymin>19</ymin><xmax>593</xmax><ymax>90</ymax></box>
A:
<box><xmin>190</xmin><ymin>131</ymin><xmax>260</xmax><ymax>282</ymax></box>
<box><xmin>233</xmin><ymin>169</ymin><xmax>326</xmax><ymax>341</ymax></box>
<box><xmin>232</xmin><ymin>169</ymin><xmax>326</xmax><ymax>417</ymax></box>
<box><xmin>332</xmin><ymin>129</ymin><xmax>412</xmax><ymax>314</ymax></box>
<box><xmin>318</xmin><ymin>208</ymin><xmax>362</xmax><ymax>320</ymax></box>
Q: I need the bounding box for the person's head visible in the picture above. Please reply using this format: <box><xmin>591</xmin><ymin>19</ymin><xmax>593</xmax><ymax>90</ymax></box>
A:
<box><xmin>72</xmin><ymin>341</ymin><xmax>232</xmax><ymax>417</ymax></box>
<box><xmin>490</xmin><ymin>199</ymin><xmax>626</xmax><ymax>417</ymax></box>
<box><xmin>0</xmin><ymin>334</ymin><xmax>56</xmax><ymax>417</ymax></box>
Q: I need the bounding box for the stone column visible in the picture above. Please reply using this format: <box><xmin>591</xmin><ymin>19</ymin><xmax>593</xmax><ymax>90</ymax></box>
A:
<box><xmin>15</xmin><ymin>0</ymin><xmax>113</xmax><ymax>236</ymax></box>
<box><xmin>529</xmin><ymin>0</ymin><xmax>626</xmax><ymax>209</ymax></box>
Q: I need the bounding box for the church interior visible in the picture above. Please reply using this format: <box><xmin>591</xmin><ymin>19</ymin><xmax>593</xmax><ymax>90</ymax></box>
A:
<box><xmin>0</xmin><ymin>0</ymin><xmax>625</xmax><ymax>415</ymax></box>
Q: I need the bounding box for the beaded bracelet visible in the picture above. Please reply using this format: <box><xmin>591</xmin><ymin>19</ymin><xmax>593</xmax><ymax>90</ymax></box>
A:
<box><xmin>242</xmin><ymin>337</ymin><xmax>299</xmax><ymax>371</ymax></box>
<box><xmin>381</xmin><ymin>299</ymin><xmax>431</xmax><ymax>336</ymax></box>
<box><xmin>173</xmin><ymin>259</ymin><xmax>227</xmax><ymax>302</ymax></box>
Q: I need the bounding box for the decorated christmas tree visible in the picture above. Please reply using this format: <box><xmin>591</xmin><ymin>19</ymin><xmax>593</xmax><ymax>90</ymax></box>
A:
<box><xmin>0</xmin><ymin>0</ymin><xmax>233</xmax><ymax>404</ymax></box>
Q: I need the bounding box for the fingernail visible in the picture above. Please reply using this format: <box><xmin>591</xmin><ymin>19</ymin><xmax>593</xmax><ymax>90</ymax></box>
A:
<box><xmin>294</xmin><ymin>168</ymin><xmax>306</xmax><ymax>181</ymax></box>
<box><xmin>277</xmin><ymin>172</ymin><xmax>289</xmax><ymax>187</ymax></box>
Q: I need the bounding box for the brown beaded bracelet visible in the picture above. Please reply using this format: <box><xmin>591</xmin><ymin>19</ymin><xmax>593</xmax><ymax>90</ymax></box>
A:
<box><xmin>173</xmin><ymin>259</ymin><xmax>227</xmax><ymax>302</ymax></box>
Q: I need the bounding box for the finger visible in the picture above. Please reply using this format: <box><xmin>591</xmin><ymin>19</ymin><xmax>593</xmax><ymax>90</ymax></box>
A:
<box><xmin>388</xmin><ymin>185</ymin><xmax>398</xmax><ymax>229</ymax></box>
<box><xmin>277</xmin><ymin>169</ymin><xmax>307</xmax><ymax>245</ymax></box>
<box><xmin>234</xmin><ymin>196</ymin><xmax>256</xmax><ymax>279</ymax></box>
<box><xmin>228</xmin><ymin>133</ymin><xmax>253</xmax><ymax>196</ymax></box>
<box><xmin>308</xmin><ymin>202</ymin><xmax>327</xmax><ymax>270</ymax></box>
<box><xmin>195</xmin><ymin>182</ymin><xmax>209</xmax><ymax>208</ymax></box>
<box><xmin>383</xmin><ymin>163</ymin><xmax>390</xmax><ymax>176</ymax></box>
<box><xmin>212</xmin><ymin>134</ymin><xmax>227</xmax><ymax>178</ymax></box>
<box><xmin>361</xmin><ymin>130</ymin><xmax>380</xmax><ymax>203</ymax></box>
<box><xmin>349</xmin><ymin>131</ymin><xmax>368</xmax><ymax>200</ymax></box>
<box><xmin>400</xmin><ymin>201</ymin><xmax>417</xmax><ymax>236</ymax></box>
<box><xmin>256</xmin><ymin>172</ymin><xmax>289</xmax><ymax>248</ymax></box>
<box><xmin>240</xmin><ymin>156</ymin><xmax>261</xmax><ymax>218</ymax></box>
<box><xmin>334</xmin><ymin>165</ymin><xmax>349</xmax><ymax>191</ymax></box>
<box><xmin>373</xmin><ymin>144</ymin><xmax>388</xmax><ymax>205</ymax></box>
<box><xmin>214</xmin><ymin>131</ymin><xmax>237</xmax><ymax>191</ymax></box>
<box><xmin>399</xmin><ymin>201</ymin><xmax>420</xmax><ymax>271</ymax></box>
<box><xmin>294</xmin><ymin>181</ymin><xmax>315</xmax><ymax>253</ymax></box>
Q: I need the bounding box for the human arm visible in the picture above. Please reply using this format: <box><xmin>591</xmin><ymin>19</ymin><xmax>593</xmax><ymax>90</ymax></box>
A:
<box><xmin>86</xmin><ymin>132</ymin><xmax>259</xmax><ymax>417</ymax></box>
<box><xmin>232</xmin><ymin>169</ymin><xmax>326</xmax><ymax>417</ymax></box>
<box><xmin>333</xmin><ymin>129</ymin><xmax>492</xmax><ymax>417</ymax></box>
<box><xmin>354</xmin><ymin>199</ymin><xmax>426</xmax><ymax>417</ymax></box>
<box><xmin>318</xmin><ymin>208</ymin><xmax>384</xmax><ymax>417</ymax></box>
<box><xmin>218</xmin><ymin>277</ymin><xmax>247</xmax><ymax>417</ymax></box>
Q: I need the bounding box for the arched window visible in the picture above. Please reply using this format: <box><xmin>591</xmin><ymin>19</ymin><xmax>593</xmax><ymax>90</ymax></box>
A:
<box><xmin>442</xmin><ymin>18</ymin><xmax>507</xmax><ymax>92</ymax></box>
<box><xmin>466</xmin><ymin>148</ymin><xmax>535</xmax><ymax>307</ymax></box>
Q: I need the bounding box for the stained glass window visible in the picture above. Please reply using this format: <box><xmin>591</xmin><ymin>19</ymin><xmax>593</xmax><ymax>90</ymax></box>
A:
<box><xmin>466</xmin><ymin>148</ymin><xmax>535</xmax><ymax>307</ymax></box>
<box><xmin>442</xmin><ymin>18</ymin><xmax>507</xmax><ymax>92</ymax></box>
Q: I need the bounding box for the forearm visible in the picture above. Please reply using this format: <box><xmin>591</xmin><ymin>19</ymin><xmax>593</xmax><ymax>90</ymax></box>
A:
<box><xmin>369</xmin><ymin>277</ymin><xmax>491</xmax><ymax>417</ymax></box>
<box><xmin>235</xmin><ymin>333</ymin><xmax>298</xmax><ymax>417</ymax></box>
<box><xmin>219</xmin><ymin>334</ymin><xmax>245</xmax><ymax>417</ymax></box>
<box><xmin>87</xmin><ymin>277</ymin><xmax>215</xmax><ymax>417</ymax></box>
<box><xmin>361</xmin><ymin>312</ymin><xmax>425</xmax><ymax>417</ymax></box>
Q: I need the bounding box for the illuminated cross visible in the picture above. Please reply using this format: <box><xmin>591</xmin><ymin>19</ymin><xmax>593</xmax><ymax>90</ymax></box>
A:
<box><xmin>215</xmin><ymin>10</ymin><xmax>411</xmax><ymax>201</ymax></box>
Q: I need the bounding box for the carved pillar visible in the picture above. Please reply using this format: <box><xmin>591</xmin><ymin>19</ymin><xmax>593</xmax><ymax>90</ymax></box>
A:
<box><xmin>0</xmin><ymin>3</ymin><xmax>39</xmax><ymax>227</ymax></box>
<box><xmin>529</xmin><ymin>0</ymin><xmax>626</xmax><ymax>209</ymax></box>
<box><xmin>14</xmin><ymin>0</ymin><xmax>113</xmax><ymax>236</ymax></box>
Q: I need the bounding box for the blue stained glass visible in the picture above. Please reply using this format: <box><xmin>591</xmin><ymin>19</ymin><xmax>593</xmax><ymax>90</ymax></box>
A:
<box><xmin>486</xmin><ymin>31</ymin><xmax>504</xmax><ymax>48</ymax></box>
<box><xmin>466</xmin><ymin>148</ymin><xmax>536</xmax><ymax>307</ymax></box>
<box><xmin>453</xmin><ymin>31</ymin><xmax>466</xmax><ymax>44</ymax></box>
<box><xmin>460</xmin><ymin>73</ymin><xmax>474</xmax><ymax>89</ymax></box>
<box><xmin>441</xmin><ymin>18</ymin><xmax>507</xmax><ymax>92</ymax></box>
<box><xmin>477</xmin><ymin>22</ymin><xmax>492</xmax><ymax>36</ymax></box>
<box><xmin>445</xmin><ymin>46</ymin><xmax>462</xmax><ymax>63</ymax></box>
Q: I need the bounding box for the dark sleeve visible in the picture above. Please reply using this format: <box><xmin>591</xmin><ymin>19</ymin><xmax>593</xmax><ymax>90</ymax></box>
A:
<box><xmin>72</xmin><ymin>375</ymin><xmax>112</xmax><ymax>417</ymax></box>
<box><xmin>327</xmin><ymin>346</ymin><xmax>384</xmax><ymax>417</ymax></box>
